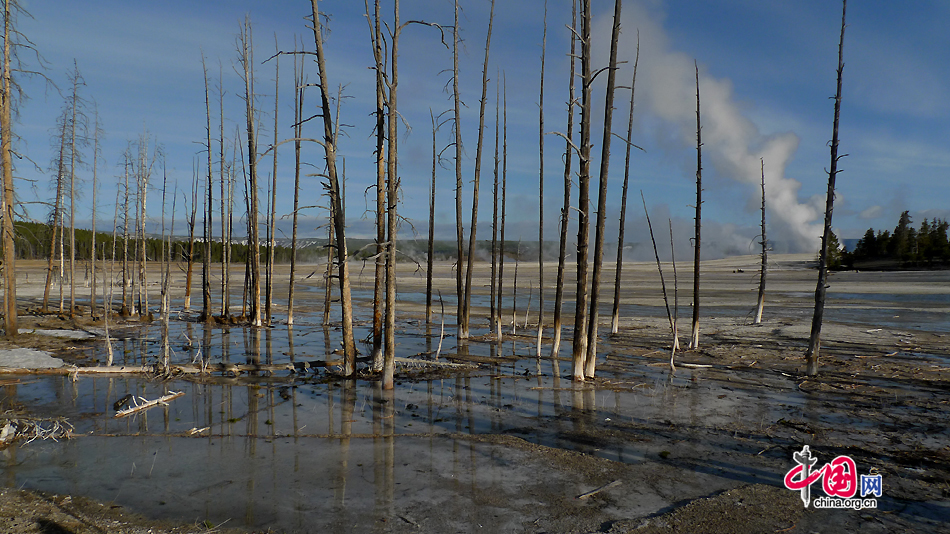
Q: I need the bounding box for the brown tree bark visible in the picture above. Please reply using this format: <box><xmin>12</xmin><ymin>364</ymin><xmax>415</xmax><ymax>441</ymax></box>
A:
<box><xmin>550</xmin><ymin>0</ymin><xmax>577</xmax><ymax>359</ymax></box>
<box><xmin>266</xmin><ymin>41</ymin><xmax>279</xmax><ymax>326</ymax></box>
<box><xmin>366</xmin><ymin>0</ymin><xmax>386</xmax><ymax>370</ymax></box>
<box><xmin>0</xmin><ymin>0</ymin><xmax>15</xmax><ymax>336</ymax></box>
<box><xmin>238</xmin><ymin>18</ymin><xmax>262</xmax><ymax>327</ymax></box>
<box><xmin>584</xmin><ymin>0</ymin><xmax>623</xmax><ymax>378</ymax></box>
<box><xmin>310</xmin><ymin>0</ymin><xmax>357</xmax><ymax>374</ymax></box>
<box><xmin>571</xmin><ymin>0</ymin><xmax>593</xmax><ymax>381</ymax></box>
<box><xmin>689</xmin><ymin>61</ymin><xmax>702</xmax><ymax>350</ymax></box>
<box><xmin>612</xmin><ymin>38</ymin><xmax>639</xmax><ymax>334</ymax></box>
<box><xmin>536</xmin><ymin>0</ymin><xmax>547</xmax><ymax>358</ymax></box>
<box><xmin>754</xmin><ymin>158</ymin><xmax>767</xmax><ymax>324</ymax></box>
<box><xmin>287</xmin><ymin>48</ymin><xmax>304</xmax><ymax>326</ymax></box>
<box><xmin>201</xmin><ymin>53</ymin><xmax>214</xmax><ymax>323</ymax></box>
<box><xmin>806</xmin><ymin>0</ymin><xmax>848</xmax><ymax>376</ymax></box>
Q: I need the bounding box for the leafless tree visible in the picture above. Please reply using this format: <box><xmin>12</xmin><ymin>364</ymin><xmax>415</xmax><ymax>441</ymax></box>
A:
<box><xmin>366</xmin><ymin>0</ymin><xmax>386</xmax><ymax>370</ymax></box>
<box><xmin>536</xmin><ymin>0</ymin><xmax>547</xmax><ymax>358</ymax></box>
<box><xmin>806</xmin><ymin>0</ymin><xmax>847</xmax><ymax>376</ymax></box>
<box><xmin>287</xmin><ymin>45</ymin><xmax>304</xmax><ymax>326</ymax></box>
<box><xmin>201</xmin><ymin>52</ymin><xmax>214</xmax><ymax>322</ymax></box>
<box><xmin>689</xmin><ymin>61</ymin><xmax>702</xmax><ymax>350</ymax></box>
<box><xmin>265</xmin><ymin>39</ymin><xmax>280</xmax><ymax>326</ymax></box>
<box><xmin>754</xmin><ymin>158</ymin><xmax>767</xmax><ymax>324</ymax></box>
<box><xmin>496</xmin><ymin>77</ymin><xmax>508</xmax><ymax>343</ymax></box>
<box><xmin>571</xmin><ymin>0</ymin><xmax>593</xmax><ymax>381</ymax></box>
<box><xmin>612</xmin><ymin>37</ymin><xmax>639</xmax><ymax>334</ymax></box>
<box><xmin>584</xmin><ymin>0</ymin><xmax>623</xmax><ymax>378</ymax></box>
<box><xmin>237</xmin><ymin>17</ymin><xmax>262</xmax><ymax>327</ymax></box>
<box><xmin>183</xmin><ymin>163</ymin><xmax>198</xmax><ymax>311</ymax></box>
<box><xmin>550</xmin><ymin>0</ymin><xmax>577</xmax><ymax>359</ymax></box>
<box><xmin>310</xmin><ymin>0</ymin><xmax>357</xmax><ymax>373</ymax></box>
<box><xmin>89</xmin><ymin>107</ymin><xmax>102</xmax><ymax>318</ymax></box>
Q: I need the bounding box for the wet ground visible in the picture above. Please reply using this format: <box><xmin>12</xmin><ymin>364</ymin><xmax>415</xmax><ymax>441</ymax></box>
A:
<box><xmin>1</xmin><ymin>256</ymin><xmax>949</xmax><ymax>533</ymax></box>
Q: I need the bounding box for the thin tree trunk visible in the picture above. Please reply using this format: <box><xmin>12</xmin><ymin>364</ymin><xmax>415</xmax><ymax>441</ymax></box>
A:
<box><xmin>571</xmin><ymin>0</ymin><xmax>593</xmax><ymax>381</ymax></box>
<box><xmin>90</xmin><ymin>110</ymin><xmax>100</xmax><ymax>318</ymax></box>
<box><xmin>426</xmin><ymin>109</ymin><xmax>437</xmax><ymax>324</ymax></box>
<box><xmin>612</xmin><ymin>38</ymin><xmax>639</xmax><ymax>334</ymax></box>
<box><xmin>183</xmin><ymin>164</ymin><xmax>198</xmax><ymax>311</ymax></box>
<box><xmin>239</xmin><ymin>18</ymin><xmax>262</xmax><ymax>327</ymax></box>
<box><xmin>220</xmin><ymin>64</ymin><xmax>230</xmax><ymax>318</ymax></box>
<box><xmin>584</xmin><ymin>0</ymin><xmax>622</xmax><ymax>378</ymax></box>
<box><xmin>288</xmin><ymin>48</ymin><xmax>303</xmax><ymax>326</ymax></box>
<box><xmin>310</xmin><ymin>0</ymin><xmax>357</xmax><ymax>374</ymax></box>
<box><xmin>201</xmin><ymin>53</ymin><xmax>214</xmax><ymax>322</ymax></box>
<box><xmin>490</xmin><ymin>77</ymin><xmax>499</xmax><ymax>337</ymax></box>
<box><xmin>806</xmin><ymin>0</ymin><xmax>847</xmax><ymax>376</ymax></box>
<box><xmin>382</xmin><ymin>0</ymin><xmax>401</xmax><ymax>389</ymax></box>
<box><xmin>68</xmin><ymin>69</ymin><xmax>79</xmax><ymax>315</ymax></box>
<box><xmin>43</xmin><ymin>126</ymin><xmax>66</xmax><ymax>313</ymax></box>
<box><xmin>460</xmin><ymin>0</ymin><xmax>496</xmax><ymax>340</ymax></box>
<box><xmin>754</xmin><ymin>158</ymin><xmax>767</xmax><ymax>324</ymax></box>
<box><xmin>0</xmin><ymin>0</ymin><xmax>15</xmax><ymax>336</ymax></box>
<box><xmin>689</xmin><ymin>61</ymin><xmax>702</xmax><ymax>350</ymax></box>
<box><xmin>367</xmin><ymin>0</ymin><xmax>386</xmax><ymax>370</ymax></box>
<box><xmin>452</xmin><ymin>0</ymin><xmax>464</xmax><ymax>341</ymax></box>
<box><xmin>496</xmin><ymin>78</ymin><xmax>508</xmax><ymax>343</ymax></box>
<box><xmin>641</xmin><ymin>193</ymin><xmax>676</xmax><ymax>353</ymax></box>
<box><xmin>536</xmin><ymin>0</ymin><xmax>547</xmax><ymax>358</ymax></box>
<box><xmin>551</xmin><ymin>0</ymin><xmax>577</xmax><ymax>360</ymax></box>
<box><xmin>121</xmin><ymin>155</ymin><xmax>130</xmax><ymax>316</ymax></box>
<box><xmin>266</xmin><ymin>42</ymin><xmax>279</xmax><ymax>326</ymax></box>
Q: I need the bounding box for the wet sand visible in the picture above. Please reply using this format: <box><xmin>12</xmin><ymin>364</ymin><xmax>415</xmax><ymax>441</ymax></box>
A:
<box><xmin>1</xmin><ymin>255</ymin><xmax>949</xmax><ymax>533</ymax></box>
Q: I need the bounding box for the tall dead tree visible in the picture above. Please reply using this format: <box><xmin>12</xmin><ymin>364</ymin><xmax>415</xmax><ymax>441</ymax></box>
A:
<box><xmin>310</xmin><ymin>0</ymin><xmax>357</xmax><ymax>374</ymax></box>
<box><xmin>754</xmin><ymin>158</ymin><xmax>767</xmax><ymax>324</ymax></box>
<box><xmin>689</xmin><ymin>61</ymin><xmax>702</xmax><ymax>350</ymax></box>
<box><xmin>66</xmin><ymin>65</ymin><xmax>87</xmax><ymax>315</ymax></box>
<box><xmin>183</xmin><ymin>164</ymin><xmax>198</xmax><ymax>311</ymax></box>
<box><xmin>287</xmin><ymin>46</ymin><xmax>304</xmax><ymax>326</ymax></box>
<box><xmin>490</xmin><ymin>77</ymin><xmax>499</xmax><ymax>337</ymax></box>
<box><xmin>89</xmin><ymin>108</ymin><xmax>101</xmax><ymax>318</ymax></box>
<box><xmin>427</xmin><ymin>110</ymin><xmax>437</xmax><ymax>324</ymax></box>
<box><xmin>496</xmin><ymin>77</ymin><xmax>508</xmax><ymax>342</ymax></box>
<box><xmin>460</xmin><ymin>0</ymin><xmax>496</xmax><ymax>340</ymax></box>
<box><xmin>536</xmin><ymin>0</ymin><xmax>547</xmax><ymax>358</ymax></box>
<box><xmin>571</xmin><ymin>0</ymin><xmax>593</xmax><ymax>381</ymax></box>
<box><xmin>366</xmin><ymin>0</ymin><xmax>386</xmax><ymax>370</ymax></box>
<box><xmin>266</xmin><ymin>39</ymin><xmax>280</xmax><ymax>326</ymax></box>
<box><xmin>220</xmin><ymin>63</ymin><xmax>231</xmax><ymax>318</ymax></box>
<box><xmin>0</xmin><ymin>0</ymin><xmax>16</xmax><ymax>336</ymax></box>
<box><xmin>612</xmin><ymin>37</ymin><xmax>639</xmax><ymax>334</ymax></box>
<box><xmin>584</xmin><ymin>0</ymin><xmax>622</xmax><ymax>378</ymax></box>
<box><xmin>806</xmin><ymin>0</ymin><xmax>847</xmax><ymax>376</ymax></box>
<box><xmin>201</xmin><ymin>53</ymin><xmax>214</xmax><ymax>322</ymax></box>
<box><xmin>43</xmin><ymin>110</ymin><xmax>67</xmax><ymax>313</ymax></box>
<box><xmin>238</xmin><ymin>17</ymin><xmax>262</xmax><ymax>327</ymax></box>
<box><xmin>550</xmin><ymin>0</ymin><xmax>577</xmax><ymax>359</ymax></box>
<box><xmin>452</xmin><ymin>0</ymin><xmax>464</xmax><ymax>341</ymax></box>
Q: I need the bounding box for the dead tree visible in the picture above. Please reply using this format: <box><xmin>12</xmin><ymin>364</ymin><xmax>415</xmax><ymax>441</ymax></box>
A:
<box><xmin>0</xmin><ymin>0</ymin><xmax>17</xmax><ymax>336</ymax></box>
<box><xmin>689</xmin><ymin>61</ymin><xmax>702</xmax><ymax>350</ymax></box>
<box><xmin>490</xmin><ymin>77</ymin><xmax>499</xmax><ymax>336</ymax></box>
<box><xmin>427</xmin><ymin>109</ymin><xmax>437</xmax><ymax>324</ymax></box>
<box><xmin>571</xmin><ymin>0</ymin><xmax>593</xmax><ymax>381</ymax></box>
<box><xmin>366</xmin><ymin>0</ymin><xmax>386</xmax><ymax>370</ymax></box>
<box><xmin>584</xmin><ymin>0</ymin><xmax>622</xmax><ymax>379</ymax></box>
<box><xmin>201</xmin><ymin>52</ymin><xmax>214</xmax><ymax>322</ymax></box>
<box><xmin>89</xmin><ymin>108</ymin><xmax>101</xmax><ymax>318</ymax></box>
<box><xmin>806</xmin><ymin>0</ymin><xmax>847</xmax><ymax>376</ymax></box>
<box><xmin>536</xmin><ymin>0</ymin><xmax>547</xmax><ymax>358</ymax></box>
<box><xmin>220</xmin><ymin>63</ymin><xmax>231</xmax><ymax>318</ymax></box>
<box><xmin>641</xmin><ymin>193</ymin><xmax>678</xmax><ymax>363</ymax></box>
<box><xmin>460</xmin><ymin>0</ymin><xmax>496</xmax><ymax>340</ymax></box>
<box><xmin>496</xmin><ymin>77</ymin><xmax>508</xmax><ymax>343</ymax></box>
<box><xmin>310</xmin><ymin>0</ymin><xmax>357</xmax><ymax>373</ymax></box>
<box><xmin>550</xmin><ymin>0</ymin><xmax>577</xmax><ymax>359</ymax></box>
<box><xmin>183</xmin><ymin>161</ymin><xmax>198</xmax><ymax>311</ymax></box>
<box><xmin>612</xmin><ymin>37</ymin><xmax>639</xmax><ymax>334</ymax></box>
<box><xmin>66</xmin><ymin>64</ymin><xmax>87</xmax><ymax>315</ymax></box>
<box><xmin>43</xmin><ymin>110</ymin><xmax>67</xmax><ymax>313</ymax></box>
<box><xmin>287</xmin><ymin>46</ymin><xmax>304</xmax><ymax>326</ymax></box>
<box><xmin>754</xmin><ymin>158</ymin><xmax>767</xmax><ymax>324</ymax></box>
<box><xmin>237</xmin><ymin>17</ymin><xmax>262</xmax><ymax>327</ymax></box>
<box><xmin>452</xmin><ymin>0</ymin><xmax>464</xmax><ymax>340</ymax></box>
<box><xmin>266</xmin><ymin>40</ymin><xmax>280</xmax><ymax>326</ymax></box>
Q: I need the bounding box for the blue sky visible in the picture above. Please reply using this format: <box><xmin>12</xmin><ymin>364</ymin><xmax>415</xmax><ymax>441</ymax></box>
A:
<box><xmin>12</xmin><ymin>0</ymin><xmax>950</xmax><ymax>259</ymax></box>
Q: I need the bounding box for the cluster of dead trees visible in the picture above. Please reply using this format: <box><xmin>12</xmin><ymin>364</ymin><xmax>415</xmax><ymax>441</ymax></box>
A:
<box><xmin>0</xmin><ymin>0</ymin><xmax>850</xmax><ymax>382</ymax></box>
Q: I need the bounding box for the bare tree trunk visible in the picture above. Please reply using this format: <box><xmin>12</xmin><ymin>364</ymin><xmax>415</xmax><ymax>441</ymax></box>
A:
<box><xmin>266</xmin><ymin>42</ymin><xmax>279</xmax><ymax>326</ymax></box>
<box><xmin>90</xmin><ymin>109</ymin><xmax>101</xmax><ymax>318</ymax></box>
<box><xmin>754</xmin><ymin>158</ymin><xmax>767</xmax><ymax>324</ymax></box>
<box><xmin>460</xmin><ymin>0</ymin><xmax>496</xmax><ymax>340</ymax></box>
<box><xmin>183</xmin><ymin>165</ymin><xmax>198</xmax><ymax>311</ymax></box>
<box><xmin>238</xmin><ymin>18</ymin><xmax>262</xmax><ymax>327</ymax></box>
<box><xmin>310</xmin><ymin>0</ymin><xmax>357</xmax><ymax>374</ymax></box>
<box><xmin>288</xmin><ymin>49</ymin><xmax>303</xmax><ymax>326</ymax></box>
<box><xmin>68</xmin><ymin>68</ymin><xmax>79</xmax><ymax>315</ymax></box>
<box><xmin>806</xmin><ymin>0</ymin><xmax>847</xmax><ymax>376</ymax></box>
<box><xmin>536</xmin><ymin>1</ymin><xmax>547</xmax><ymax>359</ymax></box>
<box><xmin>612</xmin><ymin>38</ymin><xmax>639</xmax><ymax>334</ymax></box>
<box><xmin>550</xmin><ymin>0</ymin><xmax>577</xmax><ymax>360</ymax></box>
<box><xmin>367</xmin><ymin>0</ymin><xmax>386</xmax><ymax>370</ymax></box>
<box><xmin>382</xmin><ymin>0</ymin><xmax>402</xmax><ymax>389</ymax></box>
<box><xmin>642</xmin><ymin>193</ymin><xmax>677</xmax><ymax>354</ymax></box>
<box><xmin>43</xmin><ymin>123</ymin><xmax>66</xmax><ymax>313</ymax></box>
<box><xmin>584</xmin><ymin>0</ymin><xmax>622</xmax><ymax>379</ymax></box>
<box><xmin>201</xmin><ymin>53</ymin><xmax>214</xmax><ymax>323</ymax></box>
<box><xmin>0</xmin><ymin>0</ymin><xmax>15</xmax><ymax>336</ymax></box>
<box><xmin>426</xmin><ymin>110</ymin><xmax>437</xmax><ymax>324</ymax></box>
<box><xmin>452</xmin><ymin>0</ymin><xmax>464</xmax><ymax>341</ymax></box>
<box><xmin>121</xmin><ymin>155</ymin><xmax>130</xmax><ymax>316</ymax></box>
<box><xmin>220</xmin><ymin>65</ymin><xmax>231</xmax><ymax>318</ymax></box>
<box><xmin>496</xmin><ymin>78</ymin><xmax>508</xmax><ymax>343</ymax></box>
<box><xmin>571</xmin><ymin>0</ymin><xmax>593</xmax><ymax>381</ymax></box>
<box><xmin>689</xmin><ymin>61</ymin><xmax>702</xmax><ymax>350</ymax></box>
<box><xmin>490</xmin><ymin>77</ymin><xmax>499</xmax><ymax>337</ymax></box>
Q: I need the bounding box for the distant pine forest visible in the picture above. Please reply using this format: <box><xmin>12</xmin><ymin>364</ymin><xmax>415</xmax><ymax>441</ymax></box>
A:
<box><xmin>834</xmin><ymin>211</ymin><xmax>950</xmax><ymax>270</ymax></box>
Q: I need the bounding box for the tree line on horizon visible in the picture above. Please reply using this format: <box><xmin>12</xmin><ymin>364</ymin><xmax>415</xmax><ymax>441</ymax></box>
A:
<box><xmin>838</xmin><ymin>211</ymin><xmax>950</xmax><ymax>270</ymax></box>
